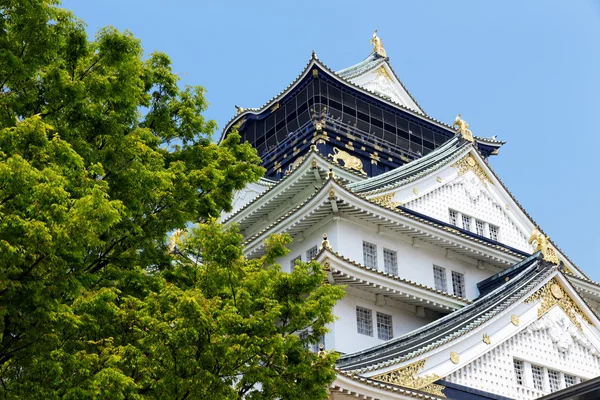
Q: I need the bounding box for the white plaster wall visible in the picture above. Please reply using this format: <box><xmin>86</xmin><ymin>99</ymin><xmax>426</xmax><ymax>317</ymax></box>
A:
<box><xmin>330</xmin><ymin>289</ymin><xmax>435</xmax><ymax>355</ymax></box>
<box><xmin>404</xmin><ymin>173</ymin><xmax>531</xmax><ymax>253</ymax></box>
<box><xmin>334</xmin><ymin>219</ymin><xmax>492</xmax><ymax>300</ymax></box>
<box><xmin>277</xmin><ymin>224</ymin><xmax>338</xmax><ymax>273</ymax></box>
<box><xmin>446</xmin><ymin>307</ymin><xmax>600</xmax><ymax>400</ymax></box>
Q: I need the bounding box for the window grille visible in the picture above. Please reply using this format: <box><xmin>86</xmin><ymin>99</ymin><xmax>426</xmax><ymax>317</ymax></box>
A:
<box><xmin>356</xmin><ymin>306</ymin><xmax>373</xmax><ymax>336</ymax></box>
<box><xmin>363</xmin><ymin>241</ymin><xmax>377</xmax><ymax>269</ymax></box>
<box><xmin>452</xmin><ymin>271</ymin><xmax>466</xmax><ymax>298</ymax></box>
<box><xmin>383</xmin><ymin>248</ymin><xmax>398</xmax><ymax>275</ymax></box>
<box><xmin>306</xmin><ymin>245</ymin><xmax>318</xmax><ymax>260</ymax></box>
<box><xmin>513</xmin><ymin>359</ymin><xmax>524</xmax><ymax>385</ymax></box>
<box><xmin>548</xmin><ymin>369</ymin><xmax>561</xmax><ymax>392</ymax></box>
<box><xmin>461</xmin><ymin>215</ymin><xmax>472</xmax><ymax>231</ymax></box>
<box><xmin>489</xmin><ymin>224</ymin><xmax>499</xmax><ymax>241</ymax></box>
<box><xmin>564</xmin><ymin>374</ymin><xmax>577</xmax><ymax>387</ymax></box>
<box><xmin>433</xmin><ymin>265</ymin><xmax>447</xmax><ymax>292</ymax></box>
<box><xmin>449</xmin><ymin>209</ymin><xmax>458</xmax><ymax>226</ymax></box>
<box><xmin>298</xmin><ymin>330</ymin><xmax>324</xmax><ymax>353</ymax></box>
<box><xmin>377</xmin><ymin>312</ymin><xmax>393</xmax><ymax>340</ymax></box>
<box><xmin>299</xmin><ymin>330</ymin><xmax>309</xmax><ymax>349</ymax></box>
<box><xmin>290</xmin><ymin>256</ymin><xmax>301</xmax><ymax>271</ymax></box>
<box><xmin>531</xmin><ymin>365</ymin><xmax>544</xmax><ymax>391</ymax></box>
<box><xmin>476</xmin><ymin>219</ymin><xmax>485</xmax><ymax>236</ymax></box>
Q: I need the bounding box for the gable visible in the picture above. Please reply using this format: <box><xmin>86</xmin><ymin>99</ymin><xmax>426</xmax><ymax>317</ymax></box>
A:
<box><xmin>346</xmin><ymin>62</ymin><xmax>423</xmax><ymax>114</ymax></box>
<box><xmin>445</xmin><ymin>306</ymin><xmax>600</xmax><ymax>399</ymax></box>
<box><xmin>404</xmin><ymin>167</ymin><xmax>531</xmax><ymax>253</ymax></box>
<box><xmin>365</xmin><ymin>149</ymin><xmax>532</xmax><ymax>253</ymax></box>
<box><xmin>347</xmin><ymin>269</ymin><xmax>600</xmax><ymax>397</ymax></box>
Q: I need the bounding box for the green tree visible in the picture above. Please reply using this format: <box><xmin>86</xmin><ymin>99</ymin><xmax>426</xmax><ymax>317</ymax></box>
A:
<box><xmin>0</xmin><ymin>0</ymin><xmax>344</xmax><ymax>398</ymax></box>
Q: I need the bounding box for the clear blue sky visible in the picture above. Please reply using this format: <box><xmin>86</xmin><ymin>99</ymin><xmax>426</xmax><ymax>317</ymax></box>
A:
<box><xmin>61</xmin><ymin>0</ymin><xmax>600</xmax><ymax>279</ymax></box>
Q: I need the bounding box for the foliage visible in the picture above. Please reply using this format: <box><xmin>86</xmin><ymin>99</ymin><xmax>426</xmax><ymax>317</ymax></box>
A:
<box><xmin>0</xmin><ymin>0</ymin><xmax>344</xmax><ymax>398</ymax></box>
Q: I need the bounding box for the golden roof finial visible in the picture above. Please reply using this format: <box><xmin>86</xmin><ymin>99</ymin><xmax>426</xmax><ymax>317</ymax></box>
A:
<box><xmin>529</xmin><ymin>228</ymin><xmax>560</xmax><ymax>265</ymax></box>
<box><xmin>327</xmin><ymin>164</ymin><xmax>335</xmax><ymax>178</ymax></box>
<box><xmin>370</xmin><ymin>30</ymin><xmax>387</xmax><ymax>58</ymax></box>
<box><xmin>317</xmin><ymin>343</ymin><xmax>327</xmax><ymax>358</ymax></box>
<box><xmin>453</xmin><ymin>114</ymin><xmax>474</xmax><ymax>142</ymax></box>
<box><xmin>320</xmin><ymin>233</ymin><xmax>333</xmax><ymax>251</ymax></box>
<box><xmin>167</xmin><ymin>229</ymin><xmax>186</xmax><ymax>254</ymax></box>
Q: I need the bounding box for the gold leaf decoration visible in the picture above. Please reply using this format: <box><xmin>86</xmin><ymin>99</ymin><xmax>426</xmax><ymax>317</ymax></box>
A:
<box><xmin>525</xmin><ymin>278</ymin><xmax>591</xmax><ymax>330</ymax></box>
<box><xmin>421</xmin><ymin>384</ymin><xmax>446</xmax><ymax>398</ymax></box>
<box><xmin>372</xmin><ymin>193</ymin><xmax>402</xmax><ymax>209</ymax></box>
<box><xmin>371</xmin><ymin>359</ymin><xmax>441</xmax><ymax>390</ymax></box>
<box><xmin>450</xmin><ymin>352</ymin><xmax>459</xmax><ymax>364</ymax></box>
<box><xmin>452</xmin><ymin>154</ymin><xmax>491</xmax><ymax>185</ymax></box>
<box><xmin>528</xmin><ymin>228</ymin><xmax>560</xmax><ymax>265</ymax></box>
<box><xmin>511</xmin><ymin>315</ymin><xmax>520</xmax><ymax>326</ymax></box>
<box><xmin>483</xmin><ymin>333</ymin><xmax>491</xmax><ymax>345</ymax></box>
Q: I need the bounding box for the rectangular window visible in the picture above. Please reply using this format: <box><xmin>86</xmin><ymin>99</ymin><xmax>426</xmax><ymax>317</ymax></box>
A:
<box><xmin>513</xmin><ymin>359</ymin><xmax>524</xmax><ymax>385</ymax></box>
<box><xmin>531</xmin><ymin>365</ymin><xmax>544</xmax><ymax>391</ymax></box>
<box><xmin>461</xmin><ymin>215</ymin><xmax>472</xmax><ymax>231</ymax></box>
<box><xmin>383</xmin><ymin>248</ymin><xmax>398</xmax><ymax>275</ymax></box>
<box><xmin>433</xmin><ymin>265</ymin><xmax>447</xmax><ymax>292</ymax></box>
<box><xmin>476</xmin><ymin>219</ymin><xmax>485</xmax><ymax>236</ymax></box>
<box><xmin>356</xmin><ymin>306</ymin><xmax>373</xmax><ymax>336</ymax></box>
<box><xmin>452</xmin><ymin>271</ymin><xmax>466</xmax><ymax>298</ymax></box>
<box><xmin>449</xmin><ymin>209</ymin><xmax>458</xmax><ymax>226</ymax></box>
<box><xmin>376</xmin><ymin>312</ymin><xmax>393</xmax><ymax>340</ymax></box>
<box><xmin>290</xmin><ymin>256</ymin><xmax>301</xmax><ymax>271</ymax></box>
<box><xmin>306</xmin><ymin>245</ymin><xmax>318</xmax><ymax>260</ymax></box>
<box><xmin>363</xmin><ymin>241</ymin><xmax>378</xmax><ymax>269</ymax></box>
<box><xmin>564</xmin><ymin>374</ymin><xmax>577</xmax><ymax>387</ymax></box>
<box><xmin>548</xmin><ymin>369</ymin><xmax>561</xmax><ymax>392</ymax></box>
<box><xmin>489</xmin><ymin>224</ymin><xmax>499</xmax><ymax>241</ymax></box>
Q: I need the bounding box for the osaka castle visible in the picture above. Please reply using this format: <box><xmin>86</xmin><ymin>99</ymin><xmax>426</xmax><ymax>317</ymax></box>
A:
<box><xmin>219</xmin><ymin>32</ymin><xmax>600</xmax><ymax>400</ymax></box>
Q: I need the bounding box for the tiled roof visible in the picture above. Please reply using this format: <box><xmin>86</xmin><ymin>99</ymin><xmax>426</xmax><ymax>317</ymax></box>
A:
<box><xmin>318</xmin><ymin>247</ymin><xmax>471</xmax><ymax>304</ymax></box>
<box><xmin>347</xmin><ymin>136</ymin><xmax>467</xmax><ymax>194</ymax></box>
<box><xmin>219</xmin><ymin>54</ymin><xmax>460</xmax><ymax>146</ymax></box>
<box><xmin>336</xmin><ymin>52</ymin><xmax>387</xmax><ymax>80</ymax></box>
<box><xmin>335</xmin><ymin>52</ymin><xmax>426</xmax><ymax>115</ymax></box>
<box><xmin>336</xmin><ymin>253</ymin><xmax>552</xmax><ymax>372</ymax></box>
<box><xmin>222</xmin><ymin>150</ymin><xmax>363</xmax><ymax>226</ymax></box>
<box><xmin>242</xmin><ymin>178</ymin><xmax>528</xmax><ymax>262</ymax></box>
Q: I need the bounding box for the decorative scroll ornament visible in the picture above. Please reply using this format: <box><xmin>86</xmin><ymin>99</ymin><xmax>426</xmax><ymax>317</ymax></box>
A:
<box><xmin>453</xmin><ymin>114</ymin><xmax>474</xmax><ymax>142</ymax></box>
<box><xmin>529</xmin><ymin>228</ymin><xmax>560</xmax><ymax>265</ymax></box>
<box><xmin>525</xmin><ymin>278</ymin><xmax>592</xmax><ymax>330</ymax></box>
<box><xmin>371</xmin><ymin>359</ymin><xmax>441</xmax><ymax>392</ymax></box>
<box><xmin>421</xmin><ymin>384</ymin><xmax>446</xmax><ymax>397</ymax></box>
<box><xmin>328</xmin><ymin>147</ymin><xmax>365</xmax><ymax>174</ymax></box>
<box><xmin>370</xmin><ymin>30</ymin><xmax>387</xmax><ymax>58</ymax></box>
<box><xmin>371</xmin><ymin>193</ymin><xmax>402</xmax><ymax>209</ymax></box>
<box><xmin>452</xmin><ymin>154</ymin><xmax>491</xmax><ymax>185</ymax></box>
<box><xmin>375</xmin><ymin>66</ymin><xmax>392</xmax><ymax>80</ymax></box>
<box><xmin>235</xmin><ymin>105</ymin><xmax>245</xmax><ymax>114</ymax></box>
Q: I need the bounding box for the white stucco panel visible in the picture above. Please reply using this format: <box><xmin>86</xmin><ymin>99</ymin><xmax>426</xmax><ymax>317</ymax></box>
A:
<box><xmin>404</xmin><ymin>172</ymin><xmax>531</xmax><ymax>252</ymax></box>
<box><xmin>445</xmin><ymin>306</ymin><xmax>600</xmax><ymax>400</ymax></box>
